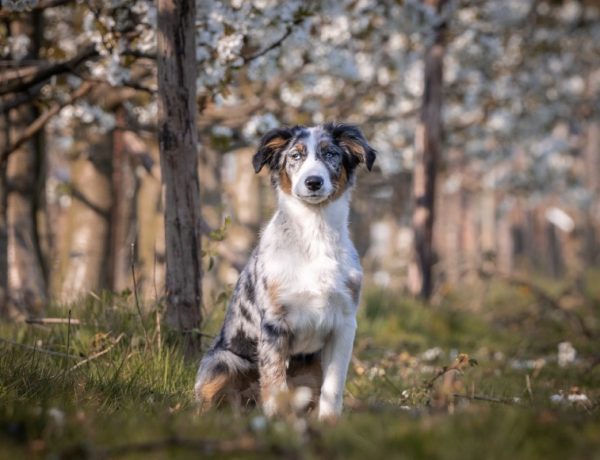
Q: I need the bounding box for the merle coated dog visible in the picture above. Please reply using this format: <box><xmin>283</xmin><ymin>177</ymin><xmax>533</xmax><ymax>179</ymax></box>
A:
<box><xmin>195</xmin><ymin>123</ymin><xmax>376</xmax><ymax>420</ymax></box>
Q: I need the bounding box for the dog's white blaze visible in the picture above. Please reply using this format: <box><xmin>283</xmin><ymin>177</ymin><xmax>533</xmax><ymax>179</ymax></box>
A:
<box><xmin>292</xmin><ymin>127</ymin><xmax>333</xmax><ymax>200</ymax></box>
<box><xmin>261</xmin><ymin>190</ymin><xmax>360</xmax><ymax>360</ymax></box>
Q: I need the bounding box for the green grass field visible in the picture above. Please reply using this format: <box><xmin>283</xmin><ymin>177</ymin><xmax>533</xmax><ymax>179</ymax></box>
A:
<box><xmin>1</xmin><ymin>273</ymin><xmax>599</xmax><ymax>459</ymax></box>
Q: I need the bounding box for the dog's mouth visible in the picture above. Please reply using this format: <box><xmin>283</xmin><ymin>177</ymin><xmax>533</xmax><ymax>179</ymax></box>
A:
<box><xmin>295</xmin><ymin>193</ymin><xmax>330</xmax><ymax>204</ymax></box>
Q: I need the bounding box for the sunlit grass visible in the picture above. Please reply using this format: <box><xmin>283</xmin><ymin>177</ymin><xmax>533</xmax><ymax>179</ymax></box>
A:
<box><xmin>1</xmin><ymin>275</ymin><xmax>599</xmax><ymax>459</ymax></box>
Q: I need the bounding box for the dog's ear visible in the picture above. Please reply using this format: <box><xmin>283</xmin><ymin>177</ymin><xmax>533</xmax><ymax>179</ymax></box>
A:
<box><xmin>327</xmin><ymin>123</ymin><xmax>376</xmax><ymax>171</ymax></box>
<box><xmin>252</xmin><ymin>127</ymin><xmax>296</xmax><ymax>173</ymax></box>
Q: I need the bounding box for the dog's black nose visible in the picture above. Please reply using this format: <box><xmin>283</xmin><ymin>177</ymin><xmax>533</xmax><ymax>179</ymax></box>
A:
<box><xmin>305</xmin><ymin>176</ymin><xmax>323</xmax><ymax>191</ymax></box>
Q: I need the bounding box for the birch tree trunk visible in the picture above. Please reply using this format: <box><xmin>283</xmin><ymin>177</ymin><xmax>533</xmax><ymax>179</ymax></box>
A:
<box><xmin>157</xmin><ymin>0</ymin><xmax>202</xmax><ymax>357</ymax></box>
<box><xmin>0</xmin><ymin>115</ymin><xmax>9</xmax><ymax>317</ymax></box>
<box><xmin>408</xmin><ymin>0</ymin><xmax>448</xmax><ymax>300</ymax></box>
<box><xmin>58</xmin><ymin>140</ymin><xmax>112</xmax><ymax>302</ymax></box>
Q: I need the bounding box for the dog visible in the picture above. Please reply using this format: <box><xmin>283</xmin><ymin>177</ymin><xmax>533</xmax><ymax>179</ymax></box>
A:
<box><xmin>194</xmin><ymin>123</ymin><xmax>376</xmax><ymax>420</ymax></box>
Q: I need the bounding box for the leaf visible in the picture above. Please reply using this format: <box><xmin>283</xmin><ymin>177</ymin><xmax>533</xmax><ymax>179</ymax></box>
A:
<box><xmin>208</xmin><ymin>216</ymin><xmax>231</xmax><ymax>242</ymax></box>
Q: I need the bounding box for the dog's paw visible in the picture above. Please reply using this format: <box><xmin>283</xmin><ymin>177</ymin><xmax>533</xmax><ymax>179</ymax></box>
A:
<box><xmin>317</xmin><ymin>400</ymin><xmax>342</xmax><ymax>423</ymax></box>
<box><xmin>262</xmin><ymin>396</ymin><xmax>279</xmax><ymax>418</ymax></box>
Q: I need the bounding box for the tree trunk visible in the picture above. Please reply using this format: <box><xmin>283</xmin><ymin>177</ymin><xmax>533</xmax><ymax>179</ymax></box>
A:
<box><xmin>59</xmin><ymin>138</ymin><xmax>112</xmax><ymax>302</ymax></box>
<box><xmin>108</xmin><ymin>108</ymin><xmax>138</xmax><ymax>293</ymax></box>
<box><xmin>157</xmin><ymin>0</ymin><xmax>202</xmax><ymax>357</ymax></box>
<box><xmin>4</xmin><ymin>15</ymin><xmax>47</xmax><ymax>317</ymax></box>
<box><xmin>408</xmin><ymin>0</ymin><xmax>448</xmax><ymax>300</ymax></box>
<box><xmin>6</xmin><ymin>106</ymin><xmax>47</xmax><ymax>316</ymax></box>
<box><xmin>0</xmin><ymin>114</ymin><xmax>9</xmax><ymax>317</ymax></box>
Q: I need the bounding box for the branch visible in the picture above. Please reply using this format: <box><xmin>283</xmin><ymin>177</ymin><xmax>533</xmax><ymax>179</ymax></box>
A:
<box><xmin>425</xmin><ymin>353</ymin><xmax>477</xmax><ymax>390</ymax></box>
<box><xmin>0</xmin><ymin>45</ymin><xmax>98</xmax><ymax>97</ymax></box>
<box><xmin>240</xmin><ymin>20</ymin><xmax>300</xmax><ymax>64</ymax></box>
<box><xmin>26</xmin><ymin>317</ymin><xmax>81</xmax><ymax>325</ymax></box>
<box><xmin>0</xmin><ymin>83</ymin><xmax>43</xmax><ymax>115</ymax></box>
<box><xmin>452</xmin><ymin>393</ymin><xmax>523</xmax><ymax>407</ymax></box>
<box><xmin>0</xmin><ymin>81</ymin><xmax>93</xmax><ymax>167</ymax></box>
<box><xmin>68</xmin><ymin>333</ymin><xmax>125</xmax><ymax>372</ymax></box>
<box><xmin>0</xmin><ymin>0</ymin><xmax>75</xmax><ymax>19</ymax></box>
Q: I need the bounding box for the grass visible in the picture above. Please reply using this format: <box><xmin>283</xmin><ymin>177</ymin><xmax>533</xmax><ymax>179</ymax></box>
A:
<box><xmin>1</xmin><ymin>275</ymin><xmax>599</xmax><ymax>459</ymax></box>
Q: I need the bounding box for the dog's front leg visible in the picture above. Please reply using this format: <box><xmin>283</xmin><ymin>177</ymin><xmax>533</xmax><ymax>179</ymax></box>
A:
<box><xmin>318</xmin><ymin>316</ymin><xmax>357</xmax><ymax>420</ymax></box>
<box><xmin>258</xmin><ymin>317</ymin><xmax>291</xmax><ymax>417</ymax></box>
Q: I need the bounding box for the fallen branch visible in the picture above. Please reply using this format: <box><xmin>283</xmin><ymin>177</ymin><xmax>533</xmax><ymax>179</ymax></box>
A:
<box><xmin>0</xmin><ymin>337</ymin><xmax>79</xmax><ymax>360</ymax></box>
<box><xmin>26</xmin><ymin>317</ymin><xmax>81</xmax><ymax>326</ymax></box>
<box><xmin>0</xmin><ymin>81</ymin><xmax>93</xmax><ymax>167</ymax></box>
<box><xmin>425</xmin><ymin>353</ymin><xmax>477</xmax><ymax>390</ymax></box>
<box><xmin>68</xmin><ymin>333</ymin><xmax>125</xmax><ymax>372</ymax></box>
<box><xmin>452</xmin><ymin>393</ymin><xmax>523</xmax><ymax>407</ymax></box>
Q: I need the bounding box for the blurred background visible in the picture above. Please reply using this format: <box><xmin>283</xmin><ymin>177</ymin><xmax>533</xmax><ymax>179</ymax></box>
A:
<box><xmin>1</xmin><ymin>0</ymin><xmax>599</xmax><ymax>319</ymax></box>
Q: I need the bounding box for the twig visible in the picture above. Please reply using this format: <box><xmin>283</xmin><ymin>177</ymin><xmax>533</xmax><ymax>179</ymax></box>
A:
<box><xmin>425</xmin><ymin>353</ymin><xmax>475</xmax><ymax>390</ymax></box>
<box><xmin>131</xmin><ymin>242</ymin><xmax>150</xmax><ymax>346</ymax></box>
<box><xmin>240</xmin><ymin>20</ymin><xmax>301</xmax><ymax>64</ymax></box>
<box><xmin>0</xmin><ymin>81</ymin><xmax>93</xmax><ymax>167</ymax></box>
<box><xmin>68</xmin><ymin>333</ymin><xmax>125</xmax><ymax>372</ymax></box>
<box><xmin>26</xmin><ymin>317</ymin><xmax>81</xmax><ymax>325</ymax></box>
<box><xmin>65</xmin><ymin>309</ymin><xmax>72</xmax><ymax>371</ymax></box>
<box><xmin>0</xmin><ymin>337</ymin><xmax>79</xmax><ymax>360</ymax></box>
<box><xmin>525</xmin><ymin>374</ymin><xmax>533</xmax><ymax>400</ymax></box>
<box><xmin>153</xmin><ymin>242</ymin><xmax>162</xmax><ymax>354</ymax></box>
<box><xmin>452</xmin><ymin>393</ymin><xmax>523</xmax><ymax>407</ymax></box>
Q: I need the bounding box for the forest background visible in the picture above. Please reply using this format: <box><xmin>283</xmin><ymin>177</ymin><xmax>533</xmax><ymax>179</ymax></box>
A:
<box><xmin>0</xmin><ymin>0</ymin><xmax>599</xmax><ymax>458</ymax></box>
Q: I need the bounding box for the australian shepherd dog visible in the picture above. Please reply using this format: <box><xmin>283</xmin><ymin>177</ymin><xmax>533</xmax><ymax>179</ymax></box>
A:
<box><xmin>195</xmin><ymin>123</ymin><xmax>376</xmax><ymax>420</ymax></box>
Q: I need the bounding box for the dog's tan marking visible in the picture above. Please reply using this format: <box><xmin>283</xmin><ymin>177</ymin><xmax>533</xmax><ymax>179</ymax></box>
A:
<box><xmin>197</xmin><ymin>373</ymin><xmax>230</xmax><ymax>406</ymax></box>
<box><xmin>267</xmin><ymin>280</ymin><xmax>284</xmax><ymax>314</ymax></box>
<box><xmin>279</xmin><ymin>169</ymin><xmax>292</xmax><ymax>195</ymax></box>
<box><xmin>340</xmin><ymin>138</ymin><xmax>368</xmax><ymax>163</ymax></box>
<box><xmin>265</xmin><ymin>135</ymin><xmax>289</xmax><ymax>152</ymax></box>
<box><xmin>321</xmin><ymin>167</ymin><xmax>348</xmax><ymax>206</ymax></box>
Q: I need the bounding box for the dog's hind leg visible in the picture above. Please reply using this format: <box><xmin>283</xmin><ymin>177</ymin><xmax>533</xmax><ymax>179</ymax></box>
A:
<box><xmin>195</xmin><ymin>349</ymin><xmax>254</xmax><ymax>411</ymax></box>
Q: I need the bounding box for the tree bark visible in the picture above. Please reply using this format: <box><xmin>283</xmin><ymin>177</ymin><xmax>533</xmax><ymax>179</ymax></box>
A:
<box><xmin>58</xmin><ymin>139</ymin><xmax>112</xmax><ymax>302</ymax></box>
<box><xmin>6</xmin><ymin>105</ymin><xmax>47</xmax><ymax>316</ymax></box>
<box><xmin>0</xmin><ymin>114</ymin><xmax>9</xmax><ymax>317</ymax></box>
<box><xmin>3</xmin><ymin>15</ymin><xmax>47</xmax><ymax>317</ymax></box>
<box><xmin>408</xmin><ymin>0</ymin><xmax>448</xmax><ymax>300</ymax></box>
<box><xmin>157</xmin><ymin>0</ymin><xmax>202</xmax><ymax>357</ymax></box>
<box><xmin>108</xmin><ymin>109</ymin><xmax>138</xmax><ymax>293</ymax></box>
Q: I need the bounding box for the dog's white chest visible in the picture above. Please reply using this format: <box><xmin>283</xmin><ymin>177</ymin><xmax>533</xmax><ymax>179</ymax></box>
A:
<box><xmin>262</xmin><ymin>220</ymin><xmax>361</xmax><ymax>355</ymax></box>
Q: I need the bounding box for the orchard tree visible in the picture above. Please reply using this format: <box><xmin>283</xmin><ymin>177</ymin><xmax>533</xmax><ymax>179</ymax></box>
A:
<box><xmin>156</xmin><ymin>0</ymin><xmax>203</xmax><ymax>356</ymax></box>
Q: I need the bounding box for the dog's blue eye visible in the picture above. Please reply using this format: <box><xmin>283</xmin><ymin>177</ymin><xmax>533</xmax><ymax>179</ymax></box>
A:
<box><xmin>324</xmin><ymin>151</ymin><xmax>334</xmax><ymax>159</ymax></box>
<box><xmin>291</xmin><ymin>152</ymin><xmax>302</xmax><ymax>160</ymax></box>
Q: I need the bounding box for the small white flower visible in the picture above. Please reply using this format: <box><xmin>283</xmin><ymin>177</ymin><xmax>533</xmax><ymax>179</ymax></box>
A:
<box><xmin>558</xmin><ymin>342</ymin><xmax>576</xmax><ymax>367</ymax></box>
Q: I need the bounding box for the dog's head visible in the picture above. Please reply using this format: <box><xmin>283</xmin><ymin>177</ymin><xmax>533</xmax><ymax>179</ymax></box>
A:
<box><xmin>252</xmin><ymin>123</ymin><xmax>376</xmax><ymax>205</ymax></box>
